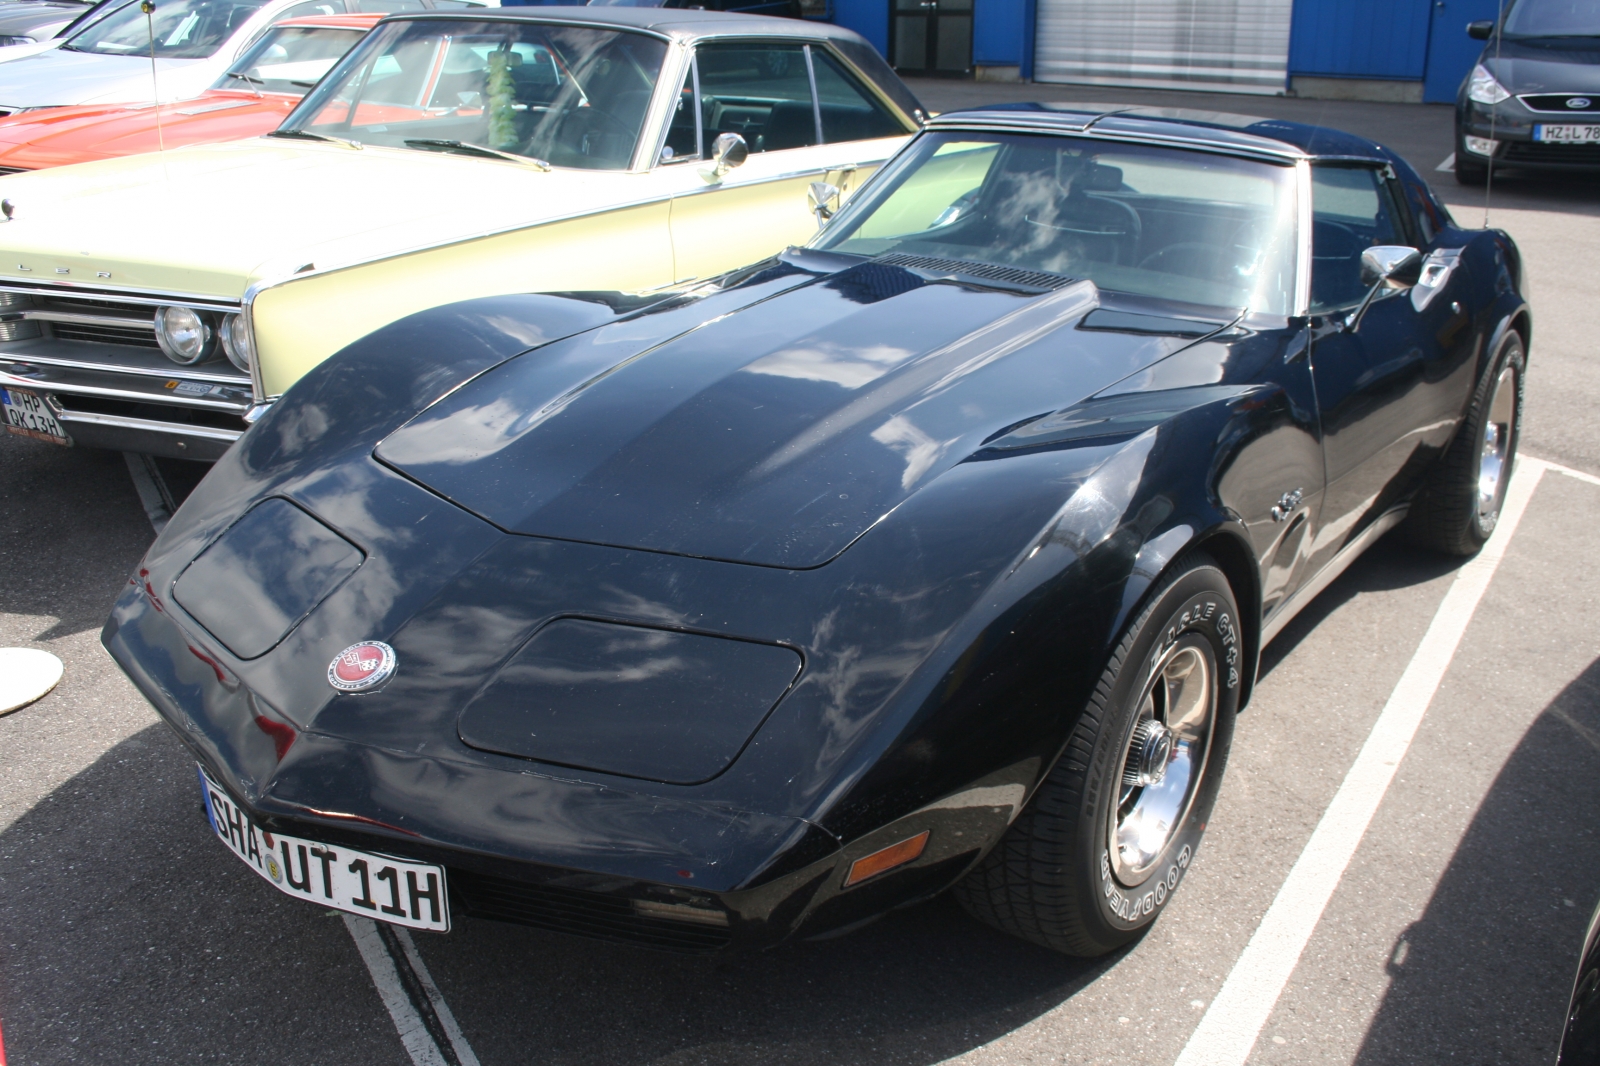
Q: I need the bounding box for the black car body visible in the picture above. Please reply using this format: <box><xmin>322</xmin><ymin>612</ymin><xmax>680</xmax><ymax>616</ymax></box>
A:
<box><xmin>1454</xmin><ymin>0</ymin><xmax>1600</xmax><ymax>182</ymax></box>
<box><xmin>1562</xmin><ymin>899</ymin><xmax>1600</xmax><ymax>1064</ymax></box>
<box><xmin>104</xmin><ymin>104</ymin><xmax>1531</xmax><ymax>954</ymax></box>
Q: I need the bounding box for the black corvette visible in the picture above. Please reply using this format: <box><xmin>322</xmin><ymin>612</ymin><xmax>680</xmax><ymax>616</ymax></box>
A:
<box><xmin>104</xmin><ymin>103</ymin><xmax>1531</xmax><ymax>956</ymax></box>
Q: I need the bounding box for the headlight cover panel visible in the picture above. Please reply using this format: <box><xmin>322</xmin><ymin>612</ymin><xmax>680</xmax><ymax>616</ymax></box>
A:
<box><xmin>172</xmin><ymin>498</ymin><xmax>364</xmax><ymax>660</ymax></box>
<box><xmin>457</xmin><ymin>618</ymin><xmax>803</xmax><ymax>785</ymax></box>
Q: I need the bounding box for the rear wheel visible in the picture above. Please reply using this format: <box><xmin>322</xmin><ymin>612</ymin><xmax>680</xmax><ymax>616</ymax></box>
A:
<box><xmin>1406</xmin><ymin>330</ymin><xmax>1525</xmax><ymax>555</ymax></box>
<box><xmin>952</xmin><ymin>554</ymin><xmax>1240</xmax><ymax>956</ymax></box>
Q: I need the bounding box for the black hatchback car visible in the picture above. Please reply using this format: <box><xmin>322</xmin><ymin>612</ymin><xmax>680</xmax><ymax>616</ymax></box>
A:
<box><xmin>1454</xmin><ymin>0</ymin><xmax>1600</xmax><ymax>183</ymax></box>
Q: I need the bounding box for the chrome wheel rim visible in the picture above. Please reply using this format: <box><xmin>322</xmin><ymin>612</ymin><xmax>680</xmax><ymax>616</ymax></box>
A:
<box><xmin>1477</xmin><ymin>364</ymin><xmax>1518</xmax><ymax>526</ymax></box>
<box><xmin>1108</xmin><ymin>638</ymin><xmax>1217</xmax><ymax>887</ymax></box>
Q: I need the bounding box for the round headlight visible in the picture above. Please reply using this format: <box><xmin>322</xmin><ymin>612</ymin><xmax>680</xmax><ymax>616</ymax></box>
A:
<box><xmin>219</xmin><ymin>313</ymin><xmax>252</xmax><ymax>373</ymax></box>
<box><xmin>154</xmin><ymin>305</ymin><xmax>214</xmax><ymax>365</ymax></box>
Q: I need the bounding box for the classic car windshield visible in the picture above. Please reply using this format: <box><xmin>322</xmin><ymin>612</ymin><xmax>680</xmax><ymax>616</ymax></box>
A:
<box><xmin>217</xmin><ymin>23</ymin><xmax>367</xmax><ymax>94</ymax></box>
<box><xmin>282</xmin><ymin>19</ymin><xmax>667</xmax><ymax>169</ymax></box>
<box><xmin>1503</xmin><ymin>0</ymin><xmax>1600</xmax><ymax>37</ymax></box>
<box><xmin>64</xmin><ymin>0</ymin><xmax>272</xmax><ymax>57</ymax></box>
<box><xmin>817</xmin><ymin>131</ymin><xmax>1299</xmax><ymax>314</ymax></box>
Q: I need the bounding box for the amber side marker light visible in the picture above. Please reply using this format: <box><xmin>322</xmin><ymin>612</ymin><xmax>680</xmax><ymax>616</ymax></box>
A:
<box><xmin>843</xmin><ymin>830</ymin><xmax>930</xmax><ymax>887</ymax></box>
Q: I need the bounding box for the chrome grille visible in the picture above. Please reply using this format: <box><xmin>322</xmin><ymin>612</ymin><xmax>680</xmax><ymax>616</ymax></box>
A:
<box><xmin>1520</xmin><ymin>94</ymin><xmax>1600</xmax><ymax>114</ymax></box>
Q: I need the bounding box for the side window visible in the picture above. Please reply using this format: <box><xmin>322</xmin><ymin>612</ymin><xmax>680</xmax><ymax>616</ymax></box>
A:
<box><xmin>695</xmin><ymin>42</ymin><xmax>815</xmax><ymax>153</ymax></box>
<box><xmin>810</xmin><ymin>48</ymin><xmax>906</xmax><ymax>144</ymax></box>
<box><xmin>661</xmin><ymin>61</ymin><xmax>699</xmax><ymax>162</ymax></box>
<box><xmin>1310</xmin><ymin>165</ymin><xmax>1405</xmax><ymax>312</ymax></box>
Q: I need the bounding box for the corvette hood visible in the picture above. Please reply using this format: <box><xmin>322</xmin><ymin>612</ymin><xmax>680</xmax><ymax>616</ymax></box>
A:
<box><xmin>0</xmin><ymin>139</ymin><xmax>648</xmax><ymax>297</ymax></box>
<box><xmin>378</xmin><ymin>262</ymin><xmax>1210</xmax><ymax>569</ymax></box>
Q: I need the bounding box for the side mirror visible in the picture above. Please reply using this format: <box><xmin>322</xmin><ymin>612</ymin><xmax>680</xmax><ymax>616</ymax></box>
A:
<box><xmin>1467</xmin><ymin>19</ymin><xmax>1494</xmax><ymax>38</ymax></box>
<box><xmin>1359</xmin><ymin>245</ymin><xmax>1424</xmax><ymax>289</ymax></box>
<box><xmin>1347</xmin><ymin>245</ymin><xmax>1423</xmax><ymax>330</ymax></box>
<box><xmin>808</xmin><ymin>181</ymin><xmax>841</xmax><ymax>224</ymax></box>
<box><xmin>708</xmin><ymin>132</ymin><xmax>748</xmax><ymax>179</ymax></box>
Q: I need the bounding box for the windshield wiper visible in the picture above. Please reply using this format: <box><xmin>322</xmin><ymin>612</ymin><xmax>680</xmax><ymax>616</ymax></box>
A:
<box><xmin>223</xmin><ymin>71</ymin><xmax>262</xmax><ymax>97</ymax></box>
<box><xmin>266</xmin><ymin>128</ymin><xmax>361</xmax><ymax>150</ymax></box>
<box><xmin>403</xmin><ymin>138</ymin><xmax>550</xmax><ymax>170</ymax></box>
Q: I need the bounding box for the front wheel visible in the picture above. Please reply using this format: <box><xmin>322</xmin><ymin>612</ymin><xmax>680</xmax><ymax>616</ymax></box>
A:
<box><xmin>952</xmin><ymin>553</ymin><xmax>1241</xmax><ymax>956</ymax></box>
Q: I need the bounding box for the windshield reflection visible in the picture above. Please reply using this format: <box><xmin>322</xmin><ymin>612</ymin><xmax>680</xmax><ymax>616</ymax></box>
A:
<box><xmin>816</xmin><ymin>132</ymin><xmax>1299</xmax><ymax>315</ymax></box>
<box><xmin>218</xmin><ymin>23</ymin><xmax>366</xmax><ymax>95</ymax></box>
<box><xmin>282</xmin><ymin>19</ymin><xmax>666</xmax><ymax>170</ymax></box>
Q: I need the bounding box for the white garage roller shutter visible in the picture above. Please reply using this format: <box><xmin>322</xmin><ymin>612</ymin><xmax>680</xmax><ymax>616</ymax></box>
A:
<box><xmin>1034</xmin><ymin>0</ymin><xmax>1291</xmax><ymax>94</ymax></box>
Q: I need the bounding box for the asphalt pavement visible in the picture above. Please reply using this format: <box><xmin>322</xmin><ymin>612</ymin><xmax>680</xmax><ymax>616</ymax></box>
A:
<box><xmin>3</xmin><ymin>90</ymin><xmax>1599</xmax><ymax>1066</ymax></box>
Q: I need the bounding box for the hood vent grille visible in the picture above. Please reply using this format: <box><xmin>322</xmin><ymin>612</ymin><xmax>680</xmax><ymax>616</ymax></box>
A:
<box><xmin>876</xmin><ymin>253</ymin><xmax>1076</xmax><ymax>291</ymax></box>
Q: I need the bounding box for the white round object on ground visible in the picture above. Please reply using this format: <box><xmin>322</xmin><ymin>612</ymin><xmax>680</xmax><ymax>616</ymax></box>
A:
<box><xmin>0</xmin><ymin>647</ymin><xmax>64</xmax><ymax>714</ymax></box>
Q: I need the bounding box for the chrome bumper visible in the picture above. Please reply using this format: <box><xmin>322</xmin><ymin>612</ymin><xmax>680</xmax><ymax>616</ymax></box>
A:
<box><xmin>1</xmin><ymin>340</ymin><xmax>252</xmax><ymax>461</ymax></box>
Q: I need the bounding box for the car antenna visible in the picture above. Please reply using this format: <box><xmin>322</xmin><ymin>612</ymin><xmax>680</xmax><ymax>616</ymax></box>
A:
<box><xmin>142</xmin><ymin>0</ymin><xmax>165</xmax><ymax>154</ymax></box>
<box><xmin>1483</xmin><ymin>0</ymin><xmax>1508</xmax><ymax>227</ymax></box>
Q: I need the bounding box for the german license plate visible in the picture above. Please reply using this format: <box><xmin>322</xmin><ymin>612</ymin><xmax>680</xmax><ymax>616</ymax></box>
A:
<box><xmin>1534</xmin><ymin>124</ymin><xmax>1600</xmax><ymax>144</ymax></box>
<box><xmin>0</xmin><ymin>385</ymin><xmax>71</xmax><ymax>446</ymax></box>
<box><xmin>198</xmin><ymin>765</ymin><xmax>450</xmax><ymax>931</ymax></box>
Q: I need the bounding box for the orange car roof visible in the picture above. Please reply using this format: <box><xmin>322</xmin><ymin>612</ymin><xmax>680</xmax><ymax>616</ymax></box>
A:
<box><xmin>273</xmin><ymin>12</ymin><xmax>386</xmax><ymax>30</ymax></box>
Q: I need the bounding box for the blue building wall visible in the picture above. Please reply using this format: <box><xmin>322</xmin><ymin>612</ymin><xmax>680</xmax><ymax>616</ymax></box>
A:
<box><xmin>973</xmin><ymin>0</ymin><xmax>1027</xmax><ymax>66</ymax></box>
<box><xmin>1288</xmin><ymin>0</ymin><xmax>1432</xmax><ymax>78</ymax></box>
<box><xmin>832</xmin><ymin>0</ymin><xmax>1483</xmax><ymax>103</ymax></box>
<box><xmin>832</xmin><ymin>0</ymin><xmax>889</xmax><ymax>59</ymax></box>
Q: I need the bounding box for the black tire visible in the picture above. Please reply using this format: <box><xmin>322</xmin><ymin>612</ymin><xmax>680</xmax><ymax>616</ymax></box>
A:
<box><xmin>951</xmin><ymin>553</ymin><xmax>1241</xmax><ymax>956</ymax></box>
<box><xmin>1406</xmin><ymin>330</ymin><xmax>1525</xmax><ymax>556</ymax></box>
<box><xmin>1455</xmin><ymin>154</ymin><xmax>1488</xmax><ymax>185</ymax></box>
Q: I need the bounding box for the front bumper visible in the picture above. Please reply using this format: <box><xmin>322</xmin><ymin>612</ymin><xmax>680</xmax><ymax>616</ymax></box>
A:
<box><xmin>0</xmin><ymin>285</ymin><xmax>250</xmax><ymax>460</ymax></box>
<box><xmin>102</xmin><ymin>576</ymin><xmax>852</xmax><ymax>952</ymax></box>
<box><xmin>1459</xmin><ymin>102</ymin><xmax>1600</xmax><ymax>171</ymax></box>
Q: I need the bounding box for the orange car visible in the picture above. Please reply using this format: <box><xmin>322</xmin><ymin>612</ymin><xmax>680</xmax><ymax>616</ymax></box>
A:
<box><xmin>0</xmin><ymin>12</ymin><xmax>382</xmax><ymax>172</ymax></box>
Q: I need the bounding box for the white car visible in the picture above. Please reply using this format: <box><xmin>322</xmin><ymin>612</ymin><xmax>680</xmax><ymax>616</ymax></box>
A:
<box><xmin>0</xmin><ymin>0</ymin><xmax>486</xmax><ymax>113</ymax></box>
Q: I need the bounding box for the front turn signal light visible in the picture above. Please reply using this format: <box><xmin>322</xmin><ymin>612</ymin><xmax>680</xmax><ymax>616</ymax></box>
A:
<box><xmin>843</xmin><ymin>830</ymin><xmax>930</xmax><ymax>887</ymax></box>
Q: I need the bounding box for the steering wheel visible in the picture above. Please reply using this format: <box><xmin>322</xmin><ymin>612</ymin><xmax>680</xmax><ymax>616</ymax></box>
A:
<box><xmin>1137</xmin><ymin>242</ymin><xmax>1228</xmax><ymax>277</ymax></box>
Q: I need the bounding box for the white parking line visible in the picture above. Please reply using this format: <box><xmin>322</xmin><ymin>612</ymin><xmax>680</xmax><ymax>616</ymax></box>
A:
<box><xmin>122</xmin><ymin>452</ymin><xmax>175</xmax><ymax>533</ymax></box>
<box><xmin>343</xmin><ymin>915</ymin><xmax>453</xmax><ymax>1066</ymax></box>
<box><xmin>1174</xmin><ymin>457</ymin><xmax>1547</xmax><ymax>1066</ymax></box>
<box><xmin>343</xmin><ymin>916</ymin><xmax>479</xmax><ymax>1066</ymax></box>
<box><xmin>1436</xmin><ymin>152</ymin><xmax>1457</xmax><ymax>173</ymax></box>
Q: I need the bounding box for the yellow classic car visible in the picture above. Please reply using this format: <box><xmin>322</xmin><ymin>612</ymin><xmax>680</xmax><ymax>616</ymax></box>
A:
<box><xmin>0</xmin><ymin>7</ymin><xmax>923</xmax><ymax>459</ymax></box>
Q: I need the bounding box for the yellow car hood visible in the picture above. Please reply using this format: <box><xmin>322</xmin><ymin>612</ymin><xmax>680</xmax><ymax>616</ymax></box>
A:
<box><xmin>0</xmin><ymin>137</ymin><xmax>651</xmax><ymax>299</ymax></box>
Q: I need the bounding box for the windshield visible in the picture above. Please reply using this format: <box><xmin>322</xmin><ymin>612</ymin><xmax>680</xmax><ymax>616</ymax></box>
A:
<box><xmin>64</xmin><ymin>0</ymin><xmax>270</xmax><ymax>57</ymax></box>
<box><xmin>815</xmin><ymin>131</ymin><xmax>1299</xmax><ymax>315</ymax></box>
<box><xmin>1504</xmin><ymin>0</ymin><xmax>1600</xmax><ymax>36</ymax></box>
<box><xmin>282</xmin><ymin>19</ymin><xmax>667</xmax><ymax>170</ymax></box>
<box><xmin>217</xmin><ymin>23</ymin><xmax>366</xmax><ymax>93</ymax></box>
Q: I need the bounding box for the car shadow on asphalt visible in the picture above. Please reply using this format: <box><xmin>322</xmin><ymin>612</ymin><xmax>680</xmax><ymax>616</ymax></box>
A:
<box><xmin>1257</xmin><ymin>531</ymin><xmax>1462</xmax><ymax>683</ymax></box>
<box><xmin>1350</xmin><ymin>655</ymin><xmax>1600</xmax><ymax>1065</ymax></box>
<box><xmin>419</xmin><ymin>891</ymin><xmax>1119</xmax><ymax>1066</ymax></box>
<box><xmin>1</xmin><ymin>720</ymin><xmax>1125</xmax><ymax>1066</ymax></box>
<box><xmin>0</xmin><ymin>434</ymin><xmax>154</xmax><ymax>641</ymax></box>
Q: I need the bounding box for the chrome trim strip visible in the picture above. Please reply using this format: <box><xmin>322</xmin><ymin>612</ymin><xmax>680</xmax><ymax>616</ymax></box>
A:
<box><xmin>1294</xmin><ymin>157</ymin><xmax>1313</xmax><ymax>316</ymax></box>
<box><xmin>0</xmin><ymin>282</ymin><xmax>240</xmax><ymax>312</ymax></box>
<box><xmin>0</xmin><ymin>352</ymin><xmax>248</xmax><ymax>384</ymax></box>
<box><xmin>55</xmin><ymin>409</ymin><xmax>243</xmax><ymax>442</ymax></box>
<box><xmin>23</xmin><ymin>310</ymin><xmax>153</xmax><ymax>329</ymax></box>
<box><xmin>924</xmin><ymin>114</ymin><xmax>1310</xmax><ymax>162</ymax></box>
<box><xmin>1260</xmin><ymin>506</ymin><xmax>1408</xmax><ymax>647</ymax></box>
<box><xmin>0</xmin><ymin>369</ymin><xmax>250</xmax><ymax>411</ymax></box>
